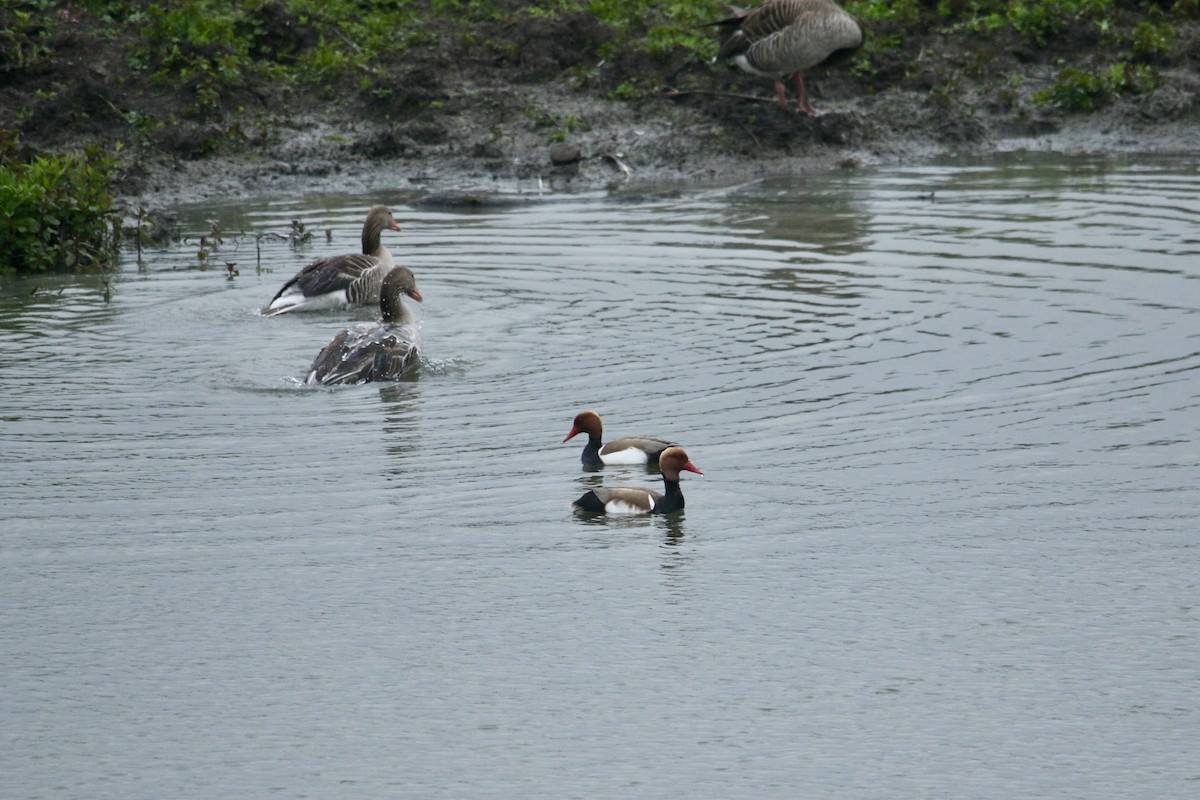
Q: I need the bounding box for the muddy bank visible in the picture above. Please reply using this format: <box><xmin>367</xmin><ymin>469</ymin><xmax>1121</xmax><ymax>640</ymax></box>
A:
<box><xmin>120</xmin><ymin>79</ymin><xmax>1200</xmax><ymax>211</ymax></box>
<box><xmin>113</xmin><ymin>40</ymin><xmax>1200</xmax><ymax>210</ymax></box>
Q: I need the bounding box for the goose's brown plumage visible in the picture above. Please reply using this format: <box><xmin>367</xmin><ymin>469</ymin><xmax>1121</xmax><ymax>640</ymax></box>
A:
<box><xmin>709</xmin><ymin>0</ymin><xmax>863</xmax><ymax>115</ymax></box>
<box><xmin>562</xmin><ymin>410</ymin><xmax>677</xmax><ymax>467</ymax></box>
<box><xmin>263</xmin><ymin>205</ymin><xmax>402</xmax><ymax>315</ymax></box>
<box><xmin>572</xmin><ymin>447</ymin><xmax>703</xmax><ymax>515</ymax></box>
<box><xmin>305</xmin><ymin>266</ymin><xmax>424</xmax><ymax>385</ymax></box>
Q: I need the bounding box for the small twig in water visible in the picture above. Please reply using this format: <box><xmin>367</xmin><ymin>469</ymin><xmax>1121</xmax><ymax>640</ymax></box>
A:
<box><xmin>659</xmin><ymin>86</ymin><xmax>777</xmax><ymax>105</ymax></box>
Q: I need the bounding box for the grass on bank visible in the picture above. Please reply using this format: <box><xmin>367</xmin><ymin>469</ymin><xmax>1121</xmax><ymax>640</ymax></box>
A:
<box><xmin>5</xmin><ymin>0</ymin><xmax>1192</xmax><ymax>114</ymax></box>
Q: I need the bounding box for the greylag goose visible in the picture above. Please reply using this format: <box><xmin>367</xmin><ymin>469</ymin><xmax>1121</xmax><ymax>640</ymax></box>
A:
<box><xmin>572</xmin><ymin>447</ymin><xmax>703</xmax><ymax>515</ymax></box>
<box><xmin>709</xmin><ymin>0</ymin><xmax>863</xmax><ymax>115</ymax></box>
<box><xmin>305</xmin><ymin>266</ymin><xmax>423</xmax><ymax>385</ymax></box>
<box><xmin>263</xmin><ymin>205</ymin><xmax>401</xmax><ymax>315</ymax></box>
<box><xmin>563</xmin><ymin>410</ymin><xmax>678</xmax><ymax>467</ymax></box>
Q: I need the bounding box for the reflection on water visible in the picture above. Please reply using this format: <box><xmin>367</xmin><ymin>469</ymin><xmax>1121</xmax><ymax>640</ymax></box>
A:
<box><xmin>378</xmin><ymin>382</ymin><xmax>423</xmax><ymax>468</ymax></box>
<box><xmin>725</xmin><ymin>182</ymin><xmax>873</xmax><ymax>256</ymax></box>
<box><xmin>2</xmin><ymin>154</ymin><xmax>1198</xmax><ymax>800</ymax></box>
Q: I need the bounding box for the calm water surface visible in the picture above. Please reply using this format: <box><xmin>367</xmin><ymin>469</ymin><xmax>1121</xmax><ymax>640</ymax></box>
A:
<box><xmin>3</xmin><ymin>155</ymin><xmax>1198</xmax><ymax>799</ymax></box>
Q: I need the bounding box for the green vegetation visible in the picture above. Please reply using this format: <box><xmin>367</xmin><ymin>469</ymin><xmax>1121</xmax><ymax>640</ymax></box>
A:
<box><xmin>0</xmin><ymin>0</ymin><xmax>56</xmax><ymax>68</ymax></box>
<box><xmin>585</xmin><ymin>0</ymin><xmax>716</xmax><ymax>58</ymax></box>
<box><xmin>0</xmin><ymin>136</ymin><xmax>119</xmax><ymax>274</ymax></box>
<box><xmin>845</xmin><ymin>0</ymin><xmax>1187</xmax><ymax>110</ymax></box>
<box><xmin>1033</xmin><ymin>62</ymin><xmax>1158</xmax><ymax>110</ymax></box>
<box><xmin>523</xmin><ymin>108</ymin><xmax>583</xmax><ymax>142</ymax></box>
<box><xmin>3</xmin><ymin>0</ymin><xmax>1193</xmax><ymax>121</ymax></box>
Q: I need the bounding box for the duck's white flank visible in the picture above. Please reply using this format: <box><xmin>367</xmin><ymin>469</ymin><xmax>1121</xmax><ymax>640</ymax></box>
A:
<box><xmin>605</xmin><ymin>494</ymin><xmax>656</xmax><ymax>514</ymax></box>
<box><xmin>599</xmin><ymin>447</ymin><xmax>652</xmax><ymax>465</ymax></box>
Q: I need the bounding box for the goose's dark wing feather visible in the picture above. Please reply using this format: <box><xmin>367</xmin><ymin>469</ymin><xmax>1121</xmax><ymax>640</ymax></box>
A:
<box><xmin>271</xmin><ymin>253</ymin><xmax>380</xmax><ymax>303</ymax></box>
<box><xmin>306</xmin><ymin>323</ymin><xmax>420</xmax><ymax>385</ymax></box>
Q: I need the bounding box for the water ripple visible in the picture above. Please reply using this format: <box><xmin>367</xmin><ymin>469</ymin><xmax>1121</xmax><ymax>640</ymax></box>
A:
<box><xmin>3</xmin><ymin>154</ymin><xmax>1200</xmax><ymax>800</ymax></box>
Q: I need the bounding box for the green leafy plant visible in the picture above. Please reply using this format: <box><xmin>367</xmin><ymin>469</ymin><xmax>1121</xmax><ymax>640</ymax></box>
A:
<box><xmin>1125</xmin><ymin>19</ymin><xmax>1175</xmax><ymax>56</ymax></box>
<box><xmin>0</xmin><ymin>0</ymin><xmax>57</xmax><ymax>68</ymax></box>
<box><xmin>847</xmin><ymin>0</ymin><xmax>922</xmax><ymax>25</ymax></box>
<box><xmin>607</xmin><ymin>78</ymin><xmax>647</xmax><ymax>101</ymax></box>
<box><xmin>1033</xmin><ymin>61</ymin><xmax>1157</xmax><ymax>110</ymax></box>
<box><xmin>0</xmin><ymin>141</ymin><xmax>119</xmax><ymax>274</ymax></box>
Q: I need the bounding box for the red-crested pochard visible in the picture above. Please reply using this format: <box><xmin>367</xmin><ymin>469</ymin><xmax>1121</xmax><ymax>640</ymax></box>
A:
<box><xmin>708</xmin><ymin>0</ymin><xmax>863</xmax><ymax>115</ymax></box>
<box><xmin>306</xmin><ymin>266</ymin><xmax>423</xmax><ymax>385</ymax></box>
<box><xmin>563</xmin><ymin>410</ymin><xmax>678</xmax><ymax>467</ymax></box>
<box><xmin>263</xmin><ymin>205</ymin><xmax>402</xmax><ymax>315</ymax></box>
<box><xmin>572</xmin><ymin>447</ymin><xmax>703</xmax><ymax>515</ymax></box>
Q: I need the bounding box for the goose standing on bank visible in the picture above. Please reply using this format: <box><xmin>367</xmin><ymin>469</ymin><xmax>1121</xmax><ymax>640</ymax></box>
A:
<box><xmin>263</xmin><ymin>205</ymin><xmax>402</xmax><ymax>315</ymax></box>
<box><xmin>306</xmin><ymin>266</ymin><xmax>424</xmax><ymax>385</ymax></box>
<box><xmin>572</xmin><ymin>447</ymin><xmax>703</xmax><ymax>515</ymax></box>
<box><xmin>563</xmin><ymin>410</ymin><xmax>678</xmax><ymax>467</ymax></box>
<box><xmin>708</xmin><ymin>0</ymin><xmax>863</xmax><ymax>115</ymax></box>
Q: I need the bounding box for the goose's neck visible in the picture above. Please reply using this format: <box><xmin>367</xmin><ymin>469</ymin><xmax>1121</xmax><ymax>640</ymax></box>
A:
<box><xmin>362</xmin><ymin>225</ymin><xmax>385</xmax><ymax>256</ymax></box>
<box><xmin>380</xmin><ymin>293</ymin><xmax>416</xmax><ymax>325</ymax></box>
<box><xmin>373</xmin><ymin>244</ymin><xmax>395</xmax><ymax>266</ymax></box>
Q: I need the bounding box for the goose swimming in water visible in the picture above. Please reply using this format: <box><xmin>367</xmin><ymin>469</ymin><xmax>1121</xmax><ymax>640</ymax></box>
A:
<box><xmin>709</xmin><ymin>0</ymin><xmax>864</xmax><ymax>115</ymax></box>
<box><xmin>305</xmin><ymin>266</ymin><xmax>424</xmax><ymax>385</ymax></box>
<box><xmin>263</xmin><ymin>205</ymin><xmax>402</xmax><ymax>315</ymax></box>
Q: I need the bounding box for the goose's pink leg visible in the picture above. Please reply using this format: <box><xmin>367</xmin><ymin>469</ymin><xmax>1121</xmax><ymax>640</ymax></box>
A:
<box><xmin>772</xmin><ymin>78</ymin><xmax>790</xmax><ymax>110</ymax></box>
<box><xmin>794</xmin><ymin>71</ymin><xmax>822</xmax><ymax>116</ymax></box>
